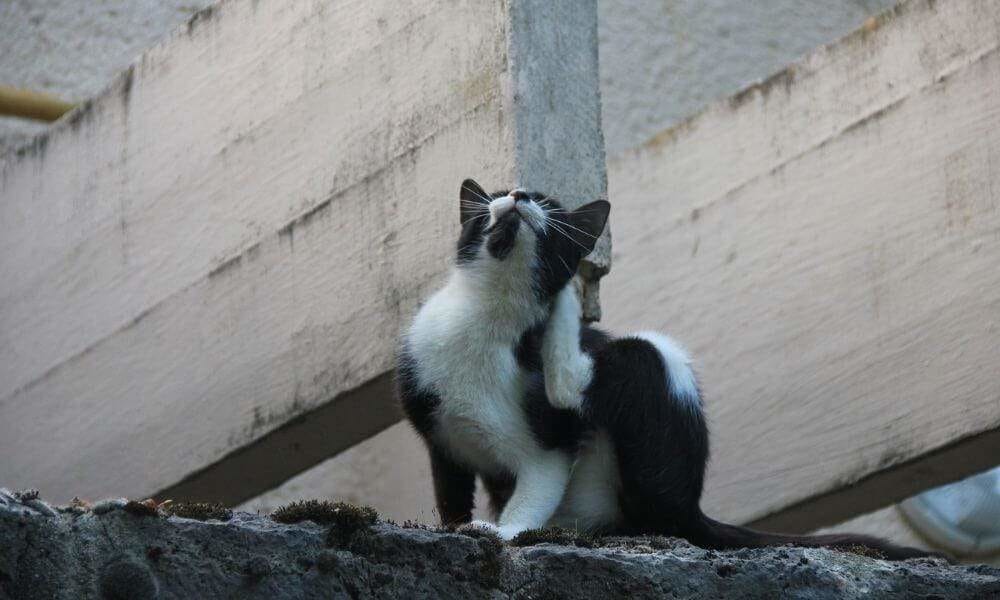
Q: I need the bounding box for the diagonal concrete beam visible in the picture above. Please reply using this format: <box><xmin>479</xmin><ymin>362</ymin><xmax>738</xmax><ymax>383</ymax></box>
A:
<box><xmin>0</xmin><ymin>0</ymin><xmax>606</xmax><ymax>503</ymax></box>
<box><xmin>604</xmin><ymin>0</ymin><xmax>1000</xmax><ymax>532</ymax></box>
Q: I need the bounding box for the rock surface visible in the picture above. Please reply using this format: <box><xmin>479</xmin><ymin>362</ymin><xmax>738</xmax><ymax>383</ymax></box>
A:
<box><xmin>2</xmin><ymin>492</ymin><xmax>998</xmax><ymax>599</ymax></box>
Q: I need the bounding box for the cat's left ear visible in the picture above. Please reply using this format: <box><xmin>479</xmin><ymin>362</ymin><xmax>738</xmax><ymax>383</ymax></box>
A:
<box><xmin>565</xmin><ymin>200</ymin><xmax>610</xmax><ymax>255</ymax></box>
<box><xmin>459</xmin><ymin>178</ymin><xmax>490</xmax><ymax>225</ymax></box>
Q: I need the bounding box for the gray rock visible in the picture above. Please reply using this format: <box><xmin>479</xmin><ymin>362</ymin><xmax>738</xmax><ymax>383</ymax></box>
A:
<box><xmin>1</xmin><ymin>494</ymin><xmax>998</xmax><ymax>599</ymax></box>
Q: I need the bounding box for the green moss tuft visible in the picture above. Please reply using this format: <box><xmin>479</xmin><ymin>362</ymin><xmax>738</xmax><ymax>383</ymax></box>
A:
<box><xmin>163</xmin><ymin>502</ymin><xmax>233</xmax><ymax>521</ymax></box>
<box><xmin>510</xmin><ymin>527</ymin><xmax>594</xmax><ymax>548</ymax></box>
<box><xmin>271</xmin><ymin>500</ymin><xmax>377</xmax><ymax>528</ymax></box>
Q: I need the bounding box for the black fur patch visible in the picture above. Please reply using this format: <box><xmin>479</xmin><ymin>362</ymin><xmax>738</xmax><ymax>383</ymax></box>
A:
<box><xmin>456</xmin><ymin>216</ymin><xmax>486</xmax><ymax>266</ymax></box>
<box><xmin>396</xmin><ymin>344</ymin><xmax>440</xmax><ymax>438</ymax></box>
<box><xmin>581</xmin><ymin>337</ymin><xmax>709</xmax><ymax>536</ymax></box>
<box><xmin>522</xmin><ymin>370</ymin><xmax>583</xmax><ymax>453</ymax></box>
<box><xmin>532</xmin><ymin>197</ymin><xmax>609</xmax><ymax>301</ymax></box>
<box><xmin>513</xmin><ymin>322</ymin><xmax>586</xmax><ymax>453</ymax></box>
<box><xmin>481</xmin><ymin>472</ymin><xmax>515</xmax><ymax>519</ymax></box>
<box><xmin>486</xmin><ymin>211</ymin><xmax>521</xmax><ymax>260</ymax></box>
<box><xmin>429</xmin><ymin>446</ymin><xmax>476</xmax><ymax>527</ymax></box>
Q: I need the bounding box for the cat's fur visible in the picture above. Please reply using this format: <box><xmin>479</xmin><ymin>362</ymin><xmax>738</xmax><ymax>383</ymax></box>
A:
<box><xmin>397</xmin><ymin>179</ymin><xmax>934</xmax><ymax>559</ymax></box>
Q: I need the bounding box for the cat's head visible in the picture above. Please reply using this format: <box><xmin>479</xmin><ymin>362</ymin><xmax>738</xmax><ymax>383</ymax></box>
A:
<box><xmin>456</xmin><ymin>178</ymin><xmax>610</xmax><ymax>299</ymax></box>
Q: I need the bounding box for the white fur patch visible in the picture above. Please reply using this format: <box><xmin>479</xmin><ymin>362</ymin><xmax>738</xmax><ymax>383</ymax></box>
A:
<box><xmin>549</xmin><ymin>431</ymin><xmax>624</xmax><ymax>534</ymax></box>
<box><xmin>488</xmin><ymin>195</ymin><xmax>515</xmax><ymax>226</ymax></box>
<box><xmin>405</xmin><ymin>208</ymin><xmax>549</xmax><ymax>477</ymax></box>
<box><xmin>542</xmin><ymin>285</ymin><xmax>592</xmax><ymax>410</ymax></box>
<box><xmin>495</xmin><ymin>451</ymin><xmax>572</xmax><ymax>539</ymax></box>
<box><xmin>517</xmin><ymin>201</ymin><xmax>548</xmax><ymax>233</ymax></box>
<box><xmin>488</xmin><ymin>194</ymin><xmax>547</xmax><ymax>234</ymax></box>
<box><xmin>633</xmin><ymin>331</ymin><xmax>700</xmax><ymax>407</ymax></box>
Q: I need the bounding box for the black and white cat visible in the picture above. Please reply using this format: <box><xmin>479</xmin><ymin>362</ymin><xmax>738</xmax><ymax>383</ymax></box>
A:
<box><xmin>397</xmin><ymin>178</ymin><xmax>932</xmax><ymax>560</ymax></box>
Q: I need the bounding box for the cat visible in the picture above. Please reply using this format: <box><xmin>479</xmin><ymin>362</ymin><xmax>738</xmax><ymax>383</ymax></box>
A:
<box><xmin>396</xmin><ymin>178</ymin><xmax>935</xmax><ymax>560</ymax></box>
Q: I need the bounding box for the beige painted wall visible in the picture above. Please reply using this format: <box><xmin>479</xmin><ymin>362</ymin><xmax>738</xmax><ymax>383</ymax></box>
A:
<box><xmin>0</xmin><ymin>0</ymin><xmax>607</xmax><ymax>504</ymax></box>
<box><xmin>243</xmin><ymin>0</ymin><xmax>1000</xmax><ymax>547</ymax></box>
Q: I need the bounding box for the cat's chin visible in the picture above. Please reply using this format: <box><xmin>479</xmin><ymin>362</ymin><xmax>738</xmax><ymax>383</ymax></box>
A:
<box><xmin>486</xmin><ymin>212</ymin><xmax>521</xmax><ymax>260</ymax></box>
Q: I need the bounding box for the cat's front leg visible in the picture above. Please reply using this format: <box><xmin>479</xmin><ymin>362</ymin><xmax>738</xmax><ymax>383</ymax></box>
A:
<box><xmin>429</xmin><ymin>446</ymin><xmax>476</xmax><ymax>527</ymax></box>
<box><xmin>542</xmin><ymin>285</ymin><xmax>593</xmax><ymax>411</ymax></box>
<box><xmin>494</xmin><ymin>451</ymin><xmax>572</xmax><ymax>540</ymax></box>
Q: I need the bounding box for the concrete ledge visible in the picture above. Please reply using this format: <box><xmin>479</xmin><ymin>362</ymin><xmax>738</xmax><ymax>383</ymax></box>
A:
<box><xmin>604</xmin><ymin>0</ymin><xmax>1000</xmax><ymax>531</ymax></box>
<box><xmin>3</xmin><ymin>492</ymin><xmax>999</xmax><ymax>599</ymax></box>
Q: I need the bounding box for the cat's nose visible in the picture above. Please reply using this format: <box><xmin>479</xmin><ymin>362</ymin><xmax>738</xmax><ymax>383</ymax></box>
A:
<box><xmin>509</xmin><ymin>189</ymin><xmax>528</xmax><ymax>201</ymax></box>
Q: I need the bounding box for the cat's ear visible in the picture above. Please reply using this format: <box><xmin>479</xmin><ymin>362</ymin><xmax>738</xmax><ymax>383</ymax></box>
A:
<box><xmin>565</xmin><ymin>200</ymin><xmax>610</xmax><ymax>255</ymax></box>
<box><xmin>459</xmin><ymin>178</ymin><xmax>490</xmax><ymax>225</ymax></box>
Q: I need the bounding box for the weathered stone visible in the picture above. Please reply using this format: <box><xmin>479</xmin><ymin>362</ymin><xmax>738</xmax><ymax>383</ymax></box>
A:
<box><xmin>1</xmin><ymin>494</ymin><xmax>997</xmax><ymax>599</ymax></box>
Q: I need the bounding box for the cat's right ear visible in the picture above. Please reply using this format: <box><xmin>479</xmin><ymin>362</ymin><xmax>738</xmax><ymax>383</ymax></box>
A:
<box><xmin>460</xmin><ymin>178</ymin><xmax>490</xmax><ymax>225</ymax></box>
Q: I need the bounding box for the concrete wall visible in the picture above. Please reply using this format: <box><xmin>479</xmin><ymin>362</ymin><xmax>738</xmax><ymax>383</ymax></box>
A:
<box><xmin>242</xmin><ymin>0</ymin><xmax>904</xmax><ymax>523</ymax></box>
<box><xmin>5</xmin><ymin>0</ymin><xmax>995</xmax><ymax>556</ymax></box>
<box><xmin>0</xmin><ymin>0</ymin><xmax>607</xmax><ymax>505</ymax></box>
<box><xmin>1</xmin><ymin>0</ymin><xmax>894</xmax><ymax>159</ymax></box>
<box><xmin>603</xmin><ymin>0</ymin><xmax>1000</xmax><ymax>532</ymax></box>
<box><xmin>597</xmin><ymin>0</ymin><xmax>896</xmax><ymax>157</ymax></box>
<box><xmin>0</xmin><ymin>0</ymin><xmax>214</xmax><ymax>152</ymax></box>
<box><xmin>249</xmin><ymin>0</ymin><xmax>1000</xmax><ymax>540</ymax></box>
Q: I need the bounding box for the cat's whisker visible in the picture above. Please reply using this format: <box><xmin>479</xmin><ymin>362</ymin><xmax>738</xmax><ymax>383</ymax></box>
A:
<box><xmin>547</xmin><ymin>217</ymin><xmax>600</xmax><ymax>240</ymax></box>
<box><xmin>462</xmin><ymin>183</ymin><xmax>493</xmax><ymax>205</ymax></box>
<box><xmin>556</xmin><ymin>254</ymin><xmax>574</xmax><ymax>277</ymax></box>
<box><xmin>545</xmin><ymin>208</ymin><xmax>604</xmax><ymax>215</ymax></box>
<box><xmin>460</xmin><ymin>201</ymin><xmax>490</xmax><ymax>214</ymax></box>
<box><xmin>545</xmin><ymin>218</ymin><xmax>593</xmax><ymax>253</ymax></box>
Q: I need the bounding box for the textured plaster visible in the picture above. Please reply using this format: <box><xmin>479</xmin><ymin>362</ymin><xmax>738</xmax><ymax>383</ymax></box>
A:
<box><xmin>0</xmin><ymin>0</ymin><xmax>214</xmax><ymax>152</ymax></box>
<box><xmin>597</xmin><ymin>0</ymin><xmax>897</xmax><ymax>157</ymax></box>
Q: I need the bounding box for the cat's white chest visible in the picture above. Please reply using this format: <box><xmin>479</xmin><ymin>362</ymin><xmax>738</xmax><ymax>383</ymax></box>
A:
<box><xmin>406</xmin><ymin>281</ymin><xmax>541</xmax><ymax>474</ymax></box>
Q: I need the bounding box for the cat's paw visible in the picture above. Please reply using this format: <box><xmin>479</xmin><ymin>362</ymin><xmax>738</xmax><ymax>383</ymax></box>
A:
<box><xmin>496</xmin><ymin>524</ymin><xmax>527</xmax><ymax>541</ymax></box>
<box><xmin>459</xmin><ymin>520</ymin><xmax>502</xmax><ymax>537</ymax></box>
<box><xmin>545</xmin><ymin>355</ymin><xmax>592</xmax><ymax>411</ymax></box>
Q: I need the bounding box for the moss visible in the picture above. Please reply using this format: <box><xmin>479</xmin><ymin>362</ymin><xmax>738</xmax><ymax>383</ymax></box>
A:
<box><xmin>271</xmin><ymin>500</ymin><xmax>377</xmax><ymax>527</ymax></box>
<box><xmin>123</xmin><ymin>500</ymin><xmax>160</xmax><ymax>518</ymax></box>
<box><xmin>163</xmin><ymin>502</ymin><xmax>232</xmax><ymax>522</ymax></box>
<box><xmin>400</xmin><ymin>519</ymin><xmax>436</xmax><ymax>531</ymax></box>
<box><xmin>842</xmin><ymin>544</ymin><xmax>887</xmax><ymax>560</ymax></box>
<box><xmin>270</xmin><ymin>500</ymin><xmax>379</xmax><ymax>551</ymax></box>
<box><xmin>13</xmin><ymin>489</ymin><xmax>39</xmax><ymax>502</ymax></box>
<box><xmin>510</xmin><ymin>527</ymin><xmax>594</xmax><ymax>549</ymax></box>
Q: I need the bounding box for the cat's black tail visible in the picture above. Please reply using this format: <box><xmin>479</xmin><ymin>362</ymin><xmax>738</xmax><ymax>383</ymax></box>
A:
<box><xmin>584</xmin><ymin>334</ymin><xmax>943</xmax><ymax>562</ymax></box>
<box><xmin>687</xmin><ymin>512</ymin><xmax>942</xmax><ymax>561</ymax></box>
